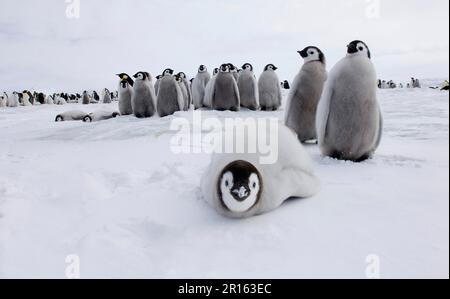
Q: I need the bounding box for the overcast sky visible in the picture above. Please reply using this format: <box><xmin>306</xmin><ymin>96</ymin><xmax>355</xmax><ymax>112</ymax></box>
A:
<box><xmin>0</xmin><ymin>0</ymin><xmax>448</xmax><ymax>92</ymax></box>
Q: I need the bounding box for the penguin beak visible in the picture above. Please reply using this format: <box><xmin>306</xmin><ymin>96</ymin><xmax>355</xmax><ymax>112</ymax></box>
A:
<box><xmin>231</xmin><ymin>185</ymin><xmax>250</xmax><ymax>201</ymax></box>
<box><xmin>298</xmin><ymin>50</ymin><xmax>308</xmax><ymax>58</ymax></box>
<box><xmin>347</xmin><ymin>44</ymin><xmax>358</xmax><ymax>54</ymax></box>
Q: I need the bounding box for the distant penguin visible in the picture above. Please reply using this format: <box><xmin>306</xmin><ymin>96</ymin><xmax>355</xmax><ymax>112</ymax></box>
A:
<box><xmin>258</xmin><ymin>64</ymin><xmax>282</xmax><ymax>111</ymax></box>
<box><xmin>283</xmin><ymin>80</ymin><xmax>290</xmax><ymax>90</ymax></box>
<box><xmin>238</xmin><ymin>63</ymin><xmax>259</xmax><ymax>110</ymax></box>
<box><xmin>285</xmin><ymin>47</ymin><xmax>327</xmax><ymax>143</ymax></box>
<box><xmin>22</xmin><ymin>91</ymin><xmax>33</xmax><ymax>106</ymax></box>
<box><xmin>54</xmin><ymin>94</ymin><xmax>67</xmax><ymax>105</ymax></box>
<box><xmin>316</xmin><ymin>40</ymin><xmax>383</xmax><ymax>162</ymax></box>
<box><xmin>117</xmin><ymin>74</ymin><xmax>134</xmax><ymax>116</ymax></box>
<box><xmin>84</xmin><ymin>110</ymin><xmax>120</xmax><ymax>122</ymax></box>
<box><xmin>7</xmin><ymin>92</ymin><xmax>18</xmax><ymax>107</ymax></box>
<box><xmin>441</xmin><ymin>80</ymin><xmax>449</xmax><ymax>91</ymax></box>
<box><xmin>203</xmin><ymin>67</ymin><xmax>219</xmax><ymax>109</ymax></box>
<box><xmin>192</xmin><ymin>65</ymin><xmax>211</xmax><ymax>109</ymax></box>
<box><xmin>0</xmin><ymin>93</ymin><xmax>7</xmax><ymax>107</ymax></box>
<box><xmin>132</xmin><ymin>71</ymin><xmax>156</xmax><ymax>118</ymax></box>
<box><xmin>55</xmin><ymin>110</ymin><xmax>88</xmax><ymax>122</ymax></box>
<box><xmin>82</xmin><ymin>91</ymin><xmax>90</xmax><ymax>105</ymax></box>
<box><xmin>201</xmin><ymin>124</ymin><xmax>320</xmax><ymax>218</ymax></box>
<box><xmin>228</xmin><ymin>63</ymin><xmax>239</xmax><ymax>82</ymax></box>
<box><xmin>177</xmin><ymin>72</ymin><xmax>192</xmax><ymax>111</ymax></box>
<box><xmin>210</xmin><ymin>64</ymin><xmax>240</xmax><ymax>111</ymax></box>
<box><xmin>414</xmin><ymin>78</ymin><xmax>421</xmax><ymax>88</ymax></box>
<box><xmin>102</xmin><ymin>88</ymin><xmax>112</xmax><ymax>104</ymax></box>
<box><xmin>156</xmin><ymin>71</ymin><xmax>184</xmax><ymax>117</ymax></box>
<box><xmin>45</xmin><ymin>95</ymin><xmax>54</xmax><ymax>105</ymax></box>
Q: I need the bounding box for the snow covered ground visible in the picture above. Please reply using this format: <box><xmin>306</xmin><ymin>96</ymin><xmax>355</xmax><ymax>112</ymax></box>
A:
<box><xmin>0</xmin><ymin>87</ymin><xmax>448</xmax><ymax>279</ymax></box>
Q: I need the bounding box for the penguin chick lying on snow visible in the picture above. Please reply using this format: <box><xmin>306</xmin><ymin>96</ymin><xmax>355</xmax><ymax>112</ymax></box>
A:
<box><xmin>55</xmin><ymin>110</ymin><xmax>89</xmax><ymax>122</ymax></box>
<box><xmin>83</xmin><ymin>110</ymin><xmax>121</xmax><ymax>122</ymax></box>
<box><xmin>201</xmin><ymin>124</ymin><xmax>320</xmax><ymax>218</ymax></box>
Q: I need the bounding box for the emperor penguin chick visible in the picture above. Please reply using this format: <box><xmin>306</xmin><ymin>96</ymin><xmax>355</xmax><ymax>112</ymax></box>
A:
<box><xmin>132</xmin><ymin>72</ymin><xmax>156</xmax><ymax>118</ymax></box>
<box><xmin>203</xmin><ymin>67</ymin><xmax>219</xmax><ymax>109</ymax></box>
<box><xmin>192</xmin><ymin>65</ymin><xmax>211</xmax><ymax>109</ymax></box>
<box><xmin>201</xmin><ymin>124</ymin><xmax>320</xmax><ymax>218</ymax></box>
<box><xmin>177</xmin><ymin>72</ymin><xmax>192</xmax><ymax>111</ymax></box>
<box><xmin>117</xmin><ymin>74</ymin><xmax>134</xmax><ymax>116</ymax></box>
<box><xmin>316</xmin><ymin>40</ymin><xmax>383</xmax><ymax>162</ymax></box>
<box><xmin>258</xmin><ymin>64</ymin><xmax>282</xmax><ymax>111</ymax></box>
<box><xmin>238</xmin><ymin>63</ymin><xmax>259</xmax><ymax>110</ymax></box>
<box><xmin>211</xmin><ymin>64</ymin><xmax>240</xmax><ymax>111</ymax></box>
<box><xmin>156</xmin><ymin>72</ymin><xmax>184</xmax><ymax>117</ymax></box>
<box><xmin>285</xmin><ymin>47</ymin><xmax>327</xmax><ymax>142</ymax></box>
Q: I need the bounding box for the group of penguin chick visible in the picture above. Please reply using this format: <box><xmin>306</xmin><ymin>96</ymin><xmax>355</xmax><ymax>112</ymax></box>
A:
<box><xmin>0</xmin><ymin>89</ymin><xmax>119</xmax><ymax>108</ymax></box>
<box><xmin>203</xmin><ymin>40</ymin><xmax>384</xmax><ymax>218</ymax></box>
<box><xmin>115</xmin><ymin>62</ymin><xmax>284</xmax><ymax>120</ymax></box>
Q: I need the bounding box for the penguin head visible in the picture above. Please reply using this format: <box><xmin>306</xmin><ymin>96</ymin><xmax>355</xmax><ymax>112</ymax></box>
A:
<box><xmin>116</xmin><ymin>73</ymin><xmax>134</xmax><ymax>86</ymax></box>
<box><xmin>264</xmin><ymin>64</ymin><xmax>278</xmax><ymax>71</ymax></box>
<box><xmin>112</xmin><ymin>112</ymin><xmax>120</xmax><ymax>118</ymax></box>
<box><xmin>55</xmin><ymin>115</ymin><xmax>64</xmax><ymax>122</ymax></box>
<box><xmin>218</xmin><ymin>160</ymin><xmax>262</xmax><ymax>214</ymax></box>
<box><xmin>242</xmin><ymin>63</ymin><xmax>254</xmax><ymax>71</ymax></box>
<box><xmin>133</xmin><ymin>72</ymin><xmax>148</xmax><ymax>81</ymax></box>
<box><xmin>347</xmin><ymin>40</ymin><xmax>371</xmax><ymax>59</ymax></box>
<box><xmin>83</xmin><ymin>115</ymin><xmax>93</xmax><ymax>123</ymax></box>
<box><xmin>156</xmin><ymin>75</ymin><xmax>163</xmax><ymax>80</ymax></box>
<box><xmin>219</xmin><ymin>64</ymin><xmax>229</xmax><ymax>73</ymax></box>
<box><xmin>163</xmin><ymin>69</ymin><xmax>174</xmax><ymax>76</ymax></box>
<box><xmin>298</xmin><ymin>46</ymin><xmax>326</xmax><ymax>64</ymax></box>
<box><xmin>177</xmin><ymin>72</ymin><xmax>187</xmax><ymax>79</ymax></box>
<box><xmin>174</xmin><ymin>74</ymin><xmax>182</xmax><ymax>83</ymax></box>
<box><xmin>228</xmin><ymin>63</ymin><xmax>237</xmax><ymax>72</ymax></box>
<box><xmin>198</xmin><ymin>65</ymin><xmax>207</xmax><ymax>73</ymax></box>
<box><xmin>213</xmin><ymin>68</ymin><xmax>219</xmax><ymax>76</ymax></box>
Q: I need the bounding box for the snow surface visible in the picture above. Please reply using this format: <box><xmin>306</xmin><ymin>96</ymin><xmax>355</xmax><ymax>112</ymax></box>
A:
<box><xmin>0</xmin><ymin>88</ymin><xmax>448</xmax><ymax>279</ymax></box>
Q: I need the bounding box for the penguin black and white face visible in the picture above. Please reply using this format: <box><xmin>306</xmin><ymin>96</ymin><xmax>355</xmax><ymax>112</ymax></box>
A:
<box><xmin>163</xmin><ymin>69</ymin><xmax>174</xmax><ymax>76</ymax></box>
<box><xmin>213</xmin><ymin>68</ymin><xmax>219</xmax><ymax>76</ymax></box>
<box><xmin>198</xmin><ymin>65</ymin><xmax>207</xmax><ymax>73</ymax></box>
<box><xmin>347</xmin><ymin>40</ymin><xmax>371</xmax><ymax>59</ymax></box>
<box><xmin>178</xmin><ymin>72</ymin><xmax>187</xmax><ymax>79</ymax></box>
<box><xmin>264</xmin><ymin>64</ymin><xmax>278</xmax><ymax>71</ymax></box>
<box><xmin>133</xmin><ymin>72</ymin><xmax>147</xmax><ymax>81</ymax></box>
<box><xmin>83</xmin><ymin>115</ymin><xmax>93</xmax><ymax>123</ymax></box>
<box><xmin>174</xmin><ymin>74</ymin><xmax>182</xmax><ymax>83</ymax></box>
<box><xmin>298</xmin><ymin>46</ymin><xmax>325</xmax><ymax>64</ymax></box>
<box><xmin>219</xmin><ymin>64</ymin><xmax>229</xmax><ymax>73</ymax></box>
<box><xmin>120</xmin><ymin>79</ymin><xmax>129</xmax><ymax>89</ymax></box>
<box><xmin>242</xmin><ymin>63</ymin><xmax>253</xmax><ymax>71</ymax></box>
<box><xmin>228</xmin><ymin>64</ymin><xmax>237</xmax><ymax>72</ymax></box>
<box><xmin>218</xmin><ymin>161</ymin><xmax>262</xmax><ymax>214</ymax></box>
<box><xmin>55</xmin><ymin>115</ymin><xmax>64</xmax><ymax>122</ymax></box>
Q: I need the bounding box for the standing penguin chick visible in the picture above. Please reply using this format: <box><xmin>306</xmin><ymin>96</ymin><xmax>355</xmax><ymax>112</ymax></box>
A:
<box><xmin>82</xmin><ymin>91</ymin><xmax>91</xmax><ymax>105</ymax></box>
<box><xmin>238</xmin><ymin>63</ymin><xmax>259</xmax><ymax>110</ymax></box>
<box><xmin>258</xmin><ymin>64</ymin><xmax>282</xmax><ymax>111</ymax></box>
<box><xmin>203</xmin><ymin>68</ymin><xmax>219</xmax><ymax>109</ymax></box>
<box><xmin>102</xmin><ymin>88</ymin><xmax>112</xmax><ymax>104</ymax></box>
<box><xmin>156</xmin><ymin>71</ymin><xmax>184</xmax><ymax>117</ymax></box>
<box><xmin>177</xmin><ymin>72</ymin><xmax>192</xmax><ymax>111</ymax></box>
<box><xmin>7</xmin><ymin>92</ymin><xmax>19</xmax><ymax>107</ymax></box>
<box><xmin>154</xmin><ymin>75</ymin><xmax>163</xmax><ymax>96</ymax></box>
<box><xmin>117</xmin><ymin>74</ymin><xmax>134</xmax><ymax>116</ymax></box>
<box><xmin>131</xmin><ymin>72</ymin><xmax>156</xmax><ymax>118</ymax></box>
<box><xmin>0</xmin><ymin>93</ymin><xmax>7</xmax><ymax>107</ymax></box>
<box><xmin>22</xmin><ymin>91</ymin><xmax>33</xmax><ymax>106</ymax></box>
<box><xmin>211</xmin><ymin>64</ymin><xmax>240</xmax><ymax>111</ymax></box>
<box><xmin>192</xmin><ymin>65</ymin><xmax>211</xmax><ymax>109</ymax></box>
<box><xmin>201</xmin><ymin>124</ymin><xmax>320</xmax><ymax>218</ymax></box>
<box><xmin>316</xmin><ymin>40</ymin><xmax>383</xmax><ymax>162</ymax></box>
<box><xmin>285</xmin><ymin>47</ymin><xmax>328</xmax><ymax>143</ymax></box>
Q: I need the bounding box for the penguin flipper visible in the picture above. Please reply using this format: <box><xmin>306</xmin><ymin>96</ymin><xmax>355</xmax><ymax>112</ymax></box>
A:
<box><xmin>316</xmin><ymin>82</ymin><xmax>334</xmax><ymax>144</ymax></box>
